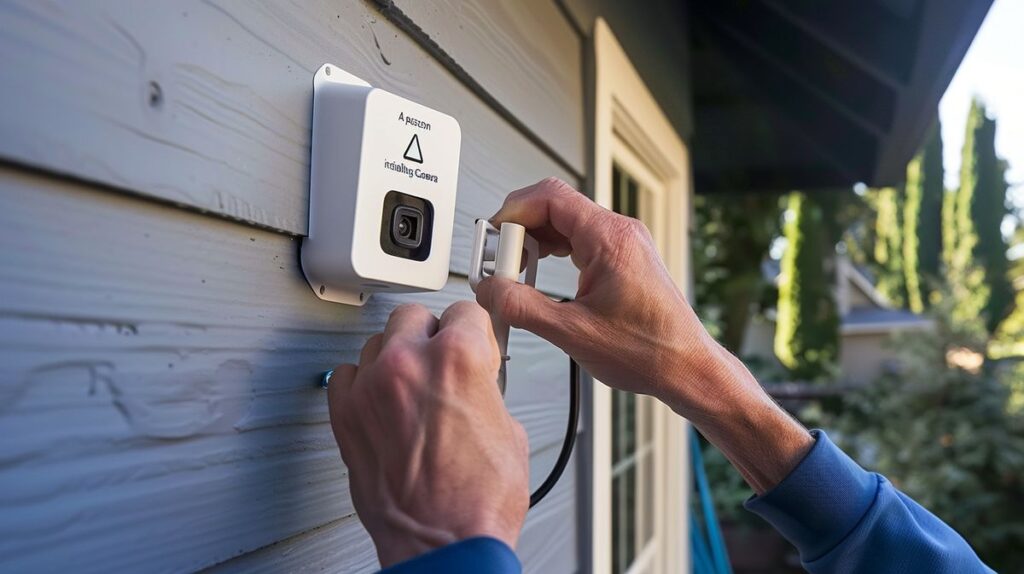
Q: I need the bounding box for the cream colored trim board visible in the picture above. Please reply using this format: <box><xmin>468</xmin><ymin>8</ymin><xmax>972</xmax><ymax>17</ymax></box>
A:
<box><xmin>591</xmin><ymin>18</ymin><xmax>692</xmax><ymax>574</ymax></box>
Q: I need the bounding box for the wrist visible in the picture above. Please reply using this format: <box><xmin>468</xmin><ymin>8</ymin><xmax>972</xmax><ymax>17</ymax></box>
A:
<box><xmin>372</xmin><ymin>520</ymin><xmax>457</xmax><ymax>568</ymax></box>
<box><xmin>657</xmin><ymin>337</ymin><xmax>813</xmax><ymax>493</ymax></box>
<box><xmin>653</xmin><ymin>331</ymin><xmax>743</xmax><ymax>420</ymax></box>
<box><xmin>372</xmin><ymin>512</ymin><xmax>521</xmax><ymax>567</ymax></box>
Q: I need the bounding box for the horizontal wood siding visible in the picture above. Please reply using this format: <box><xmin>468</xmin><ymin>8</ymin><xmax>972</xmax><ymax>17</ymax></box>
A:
<box><xmin>393</xmin><ymin>0</ymin><xmax>585</xmax><ymax>174</ymax></box>
<box><xmin>0</xmin><ymin>165</ymin><xmax>578</xmax><ymax>572</ymax></box>
<box><xmin>207</xmin><ymin>451</ymin><xmax>578</xmax><ymax>574</ymax></box>
<box><xmin>0</xmin><ymin>0</ymin><xmax>578</xmax><ymax>296</ymax></box>
<box><xmin>0</xmin><ymin>0</ymin><xmax>587</xmax><ymax>570</ymax></box>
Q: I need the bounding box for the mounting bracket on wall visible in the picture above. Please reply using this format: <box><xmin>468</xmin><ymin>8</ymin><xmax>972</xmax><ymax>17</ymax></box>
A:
<box><xmin>469</xmin><ymin>219</ymin><xmax>538</xmax><ymax>394</ymax></box>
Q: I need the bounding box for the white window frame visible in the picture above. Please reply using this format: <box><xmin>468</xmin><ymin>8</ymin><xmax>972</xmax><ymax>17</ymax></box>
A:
<box><xmin>590</xmin><ymin>18</ymin><xmax>692</xmax><ymax>574</ymax></box>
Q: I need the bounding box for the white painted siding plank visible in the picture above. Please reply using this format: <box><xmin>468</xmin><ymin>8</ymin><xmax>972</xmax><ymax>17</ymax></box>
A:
<box><xmin>394</xmin><ymin>0</ymin><xmax>585</xmax><ymax>173</ymax></box>
<box><xmin>208</xmin><ymin>456</ymin><xmax>578</xmax><ymax>574</ymax></box>
<box><xmin>519</xmin><ymin>448</ymin><xmax>580</xmax><ymax>573</ymax></box>
<box><xmin>0</xmin><ymin>167</ymin><xmax>576</xmax><ymax>572</ymax></box>
<box><xmin>0</xmin><ymin>0</ymin><xmax>578</xmax><ymax>296</ymax></box>
<box><xmin>207</xmin><ymin>516</ymin><xmax>379</xmax><ymax>574</ymax></box>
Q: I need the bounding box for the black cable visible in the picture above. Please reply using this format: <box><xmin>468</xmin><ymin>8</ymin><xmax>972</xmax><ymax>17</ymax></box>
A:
<box><xmin>529</xmin><ymin>355</ymin><xmax>581</xmax><ymax>508</ymax></box>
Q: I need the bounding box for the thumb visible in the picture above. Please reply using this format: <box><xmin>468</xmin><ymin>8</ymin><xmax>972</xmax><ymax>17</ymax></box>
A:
<box><xmin>475</xmin><ymin>277</ymin><xmax>580</xmax><ymax>350</ymax></box>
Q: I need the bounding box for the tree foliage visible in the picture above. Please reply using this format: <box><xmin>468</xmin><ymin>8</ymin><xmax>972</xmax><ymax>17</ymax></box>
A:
<box><xmin>692</xmin><ymin>193</ymin><xmax>782</xmax><ymax>353</ymax></box>
<box><xmin>903</xmin><ymin>119</ymin><xmax>945</xmax><ymax>312</ymax></box>
<box><xmin>993</xmin><ymin>225</ymin><xmax>1024</xmax><ymax>358</ymax></box>
<box><xmin>774</xmin><ymin>192</ymin><xmax>839</xmax><ymax>380</ymax></box>
<box><xmin>947</xmin><ymin>99</ymin><xmax>1015</xmax><ymax>333</ymax></box>
<box><xmin>871</xmin><ymin>185</ymin><xmax>908</xmax><ymax>307</ymax></box>
<box><xmin>830</xmin><ymin>302</ymin><xmax>1024</xmax><ymax>571</ymax></box>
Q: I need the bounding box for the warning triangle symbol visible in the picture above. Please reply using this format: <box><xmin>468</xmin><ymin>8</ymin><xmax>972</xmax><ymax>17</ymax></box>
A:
<box><xmin>403</xmin><ymin>134</ymin><xmax>424</xmax><ymax>164</ymax></box>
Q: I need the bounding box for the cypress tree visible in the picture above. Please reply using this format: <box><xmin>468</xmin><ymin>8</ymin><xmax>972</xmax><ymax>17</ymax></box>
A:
<box><xmin>951</xmin><ymin>99</ymin><xmax>1014</xmax><ymax>333</ymax></box>
<box><xmin>904</xmin><ymin>166</ymin><xmax>924</xmax><ymax>312</ymax></box>
<box><xmin>903</xmin><ymin>119</ymin><xmax>944</xmax><ymax>312</ymax></box>
<box><xmin>942</xmin><ymin>181</ymin><xmax>958</xmax><ymax>273</ymax></box>
<box><xmin>993</xmin><ymin>226</ymin><xmax>1024</xmax><ymax>356</ymax></box>
<box><xmin>774</xmin><ymin>192</ymin><xmax>840</xmax><ymax>380</ymax></box>
<box><xmin>873</xmin><ymin>186</ymin><xmax>907</xmax><ymax>307</ymax></box>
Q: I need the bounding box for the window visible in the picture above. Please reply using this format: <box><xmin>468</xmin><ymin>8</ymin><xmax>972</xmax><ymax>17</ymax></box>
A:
<box><xmin>590</xmin><ymin>18</ymin><xmax>692</xmax><ymax>574</ymax></box>
<box><xmin>609</xmin><ymin>161</ymin><xmax>663</xmax><ymax>574</ymax></box>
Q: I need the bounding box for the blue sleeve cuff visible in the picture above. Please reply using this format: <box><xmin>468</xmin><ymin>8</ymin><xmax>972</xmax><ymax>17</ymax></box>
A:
<box><xmin>744</xmin><ymin>429</ymin><xmax>878</xmax><ymax>562</ymax></box>
<box><xmin>379</xmin><ymin>537</ymin><xmax>521</xmax><ymax>574</ymax></box>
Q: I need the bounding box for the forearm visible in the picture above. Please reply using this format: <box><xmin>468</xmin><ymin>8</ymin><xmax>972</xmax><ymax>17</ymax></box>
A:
<box><xmin>659</xmin><ymin>340</ymin><xmax>990</xmax><ymax>572</ymax></box>
<box><xmin>659</xmin><ymin>335</ymin><xmax>813</xmax><ymax>494</ymax></box>
<box><xmin>478</xmin><ymin>179</ymin><xmax>990</xmax><ymax>572</ymax></box>
<box><xmin>744</xmin><ymin>431</ymin><xmax>993</xmax><ymax>572</ymax></box>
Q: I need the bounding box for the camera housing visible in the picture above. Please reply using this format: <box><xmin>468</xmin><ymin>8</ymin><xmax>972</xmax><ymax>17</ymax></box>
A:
<box><xmin>301</xmin><ymin>64</ymin><xmax>461</xmax><ymax>305</ymax></box>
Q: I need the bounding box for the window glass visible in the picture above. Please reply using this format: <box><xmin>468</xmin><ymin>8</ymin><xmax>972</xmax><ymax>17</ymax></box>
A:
<box><xmin>610</xmin><ymin>163</ymin><xmax>656</xmax><ymax>574</ymax></box>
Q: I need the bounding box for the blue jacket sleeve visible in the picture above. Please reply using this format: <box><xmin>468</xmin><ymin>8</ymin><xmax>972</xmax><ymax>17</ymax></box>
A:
<box><xmin>378</xmin><ymin>537</ymin><xmax>521</xmax><ymax>574</ymax></box>
<box><xmin>745</xmin><ymin>430</ymin><xmax>993</xmax><ymax>573</ymax></box>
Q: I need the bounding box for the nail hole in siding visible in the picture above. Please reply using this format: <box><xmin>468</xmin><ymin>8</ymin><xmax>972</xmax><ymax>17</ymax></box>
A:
<box><xmin>148</xmin><ymin>81</ymin><xmax>163</xmax><ymax>108</ymax></box>
<box><xmin>320</xmin><ymin>285</ymin><xmax>326</xmax><ymax>296</ymax></box>
<box><xmin>325</xmin><ymin>66</ymin><xmax>331</xmax><ymax>76</ymax></box>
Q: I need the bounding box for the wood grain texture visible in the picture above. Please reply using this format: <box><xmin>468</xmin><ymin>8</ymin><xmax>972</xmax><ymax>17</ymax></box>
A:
<box><xmin>0</xmin><ymin>0</ymin><xmax>578</xmax><ymax>296</ymax></box>
<box><xmin>0</xmin><ymin>166</ymin><xmax>576</xmax><ymax>572</ymax></box>
<box><xmin>517</xmin><ymin>448</ymin><xmax>580</xmax><ymax>574</ymax></box>
<box><xmin>394</xmin><ymin>0</ymin><xmax>585</xmax><ymax>174</ymax></box>
<box><xmin>207</xmin><ymin>515</ymin><xmax>379</xmax><ymax>574</ymax></box>
<box><xmin>208</xmin><ymin>451</ymin><xmax>578</xmax><ymax>574</ymax></box>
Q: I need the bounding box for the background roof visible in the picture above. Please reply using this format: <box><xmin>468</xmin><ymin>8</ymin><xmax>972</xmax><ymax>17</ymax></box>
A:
<box><xmin>689</xmin><ymin>0</ymin><xmax>993</xmax><ymax>193</ymax></box>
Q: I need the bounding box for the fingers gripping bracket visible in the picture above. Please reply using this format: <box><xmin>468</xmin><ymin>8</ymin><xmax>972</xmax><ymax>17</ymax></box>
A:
<box><xmin>469</xmin><ymin>220</ymin><xmax>539</xmax><ymax>395</ymax></box>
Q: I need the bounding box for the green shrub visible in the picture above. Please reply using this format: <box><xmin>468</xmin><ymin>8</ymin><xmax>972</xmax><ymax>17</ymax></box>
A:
<box><xmin>828</xmin><ymin>300</ymin><xmax>1024</xmax><ymax>571</ymax></box>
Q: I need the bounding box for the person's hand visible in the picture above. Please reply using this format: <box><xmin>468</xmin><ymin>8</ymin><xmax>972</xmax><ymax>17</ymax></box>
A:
<box><xmin>327</xmin><ymin>302</ymin><xmax>529</xmax><ymax>567</ymax></box>
<box><xmin>474</xmin><ymin>177</ymin><xmax>720</xmax><ymax>415</ymax></box>
<box><xmin>475</xmin><ymin>178</ymin><xmax>812</xmax><ymax>493</ymax></box>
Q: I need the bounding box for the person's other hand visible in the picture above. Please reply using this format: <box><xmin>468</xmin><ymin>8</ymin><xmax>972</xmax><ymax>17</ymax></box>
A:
<box><xmin>327</xmin><ymin>302</ymin><xmax>529</xmax><ymax>567</ymax></box>
<box><xmin>475</xmin><ymin>178</ymin><xmax>812</xmax><ymax>494</ymax></box>
<box><xmin>474</xmin><ymin>177</ymin><xmax>726</xmax><ymax>418</ymax></box>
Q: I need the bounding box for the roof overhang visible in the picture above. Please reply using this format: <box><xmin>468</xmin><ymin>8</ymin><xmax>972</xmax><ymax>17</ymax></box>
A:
<box><xmin>689</xmin><ymin>0</ymin><xmax>993</xmax><ymax>193</ymax></box>
<box><xmin>841</xmin><ymin>319</ymin><xmax>933</xmax><ymax>336</ymax></box>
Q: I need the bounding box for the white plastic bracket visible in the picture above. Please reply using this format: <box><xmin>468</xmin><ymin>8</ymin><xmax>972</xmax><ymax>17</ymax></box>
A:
<box><xmin>469</xmin><ymin>219</ymin><xmax>539</xmax><ymax>394</ymax></box>
<box><xmin>305</xmin><ymin>64</ymin><xmax>372</xmax><ymax>306</ymax></box>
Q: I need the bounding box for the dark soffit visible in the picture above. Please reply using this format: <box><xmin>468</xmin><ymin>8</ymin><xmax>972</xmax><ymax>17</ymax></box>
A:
<box><xmin>689</xmin><ymin>0</ymin><xmax>993</xmax><ymax>194</ymax></box>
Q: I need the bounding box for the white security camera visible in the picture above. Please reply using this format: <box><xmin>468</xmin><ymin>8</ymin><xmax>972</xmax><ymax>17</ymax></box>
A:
<box><xmin>301</xmin><ymin>63</ymin><xmax>462</xmax><ymax>305</ymax></box>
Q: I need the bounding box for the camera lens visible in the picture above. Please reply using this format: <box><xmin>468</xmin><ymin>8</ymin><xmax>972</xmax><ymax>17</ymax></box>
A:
<box><xmin>397</xmin><ymin>216</ymin><xmax>412</xmax><ymax>238</ymax></box>
<box><xmin>381</xmin><ymin>191</ymin><xmax>433</xmax><ymax>261</ymax></box>
<box><xmin>391</xmin><ymin>206</ymin><xmax>423</xmax><ymax>248</ymax></box>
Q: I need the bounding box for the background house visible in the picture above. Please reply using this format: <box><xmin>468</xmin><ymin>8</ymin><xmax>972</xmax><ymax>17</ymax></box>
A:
<box><xmin>743</xmin><ymin>256</ymin><xmax>934</xmax><ymax>385</ymax></box>
<box><xmin>0</xmin><ymin>1</ymin><xmax>989</xmax><ymax>572</ymax></box>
